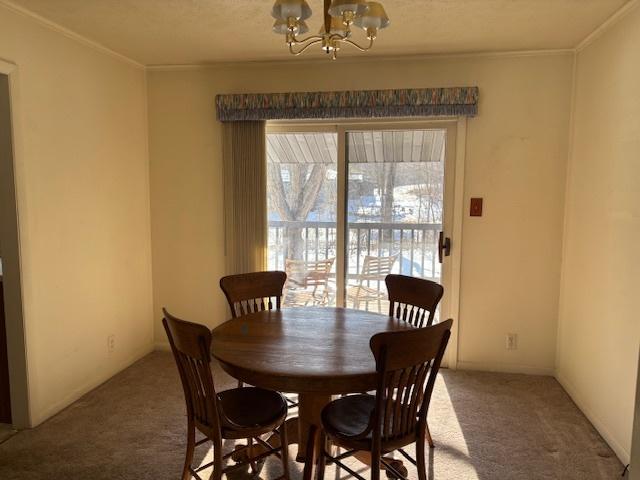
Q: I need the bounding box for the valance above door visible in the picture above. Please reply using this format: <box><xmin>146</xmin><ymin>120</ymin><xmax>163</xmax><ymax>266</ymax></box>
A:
<box><xmin>216</xmin><ymin>87</ymin><xmax>479</xmax><ymax>122</ymax></box>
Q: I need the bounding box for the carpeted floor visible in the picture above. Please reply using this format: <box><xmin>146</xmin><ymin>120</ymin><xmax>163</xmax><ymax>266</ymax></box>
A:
<box><xmin>0</xmin><ymin>423</ymin><xmax>16</xmax><ymax>444</ymax></box>
<box><xmin>0</xmin><ymin>352</ymin><xmax>623</xmax><ymax>480</ymax></box>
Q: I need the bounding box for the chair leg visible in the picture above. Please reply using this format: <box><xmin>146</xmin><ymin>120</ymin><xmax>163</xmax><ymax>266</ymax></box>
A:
<box><xmin>210</xmin><ymin>439</ymin><xmax>223</xmax><ymax>480</ymax></box>
<box><xmin>416</xmin><ymin>434</ymin><xmax>427</xmax><ymax>480</ymax></box>
<box><xmin>248</xmin><ymin>437</ymin><xmax>257</xmax><ymax>473</ymax></box>
<box><xmin>237</xmin><ymin>379</ymin><xmax>244</xmax><ymax>388</ymax></box>
<box><xmin>182</xmin><ymin>420</ymin><xmax>196</xmax><ymax>480</ymax></box>
<box><xmin>280</xmin><ymin>421</ymin><xmax>290</xmax><ymax>480</ymax></box>
<box><xmin>425</xmin><ymin>423</ymin><xmax>434</xmax><ymax>449</ymax></box>
<box><xmin>371</xmin><ymin>443</ymin><xmax>381</xmax><ymax>480</ymax></box>
<box><xmin>316</xmin><ymin>431</ymin><xmax>327</xmax><ymax>480</ymax></box>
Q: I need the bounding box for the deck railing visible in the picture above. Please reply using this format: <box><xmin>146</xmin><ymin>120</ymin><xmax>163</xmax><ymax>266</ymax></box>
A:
<box><xmin>268</xmin><ymin>220</ymin><xmax>442</xmax><ymax>281</ymax></box>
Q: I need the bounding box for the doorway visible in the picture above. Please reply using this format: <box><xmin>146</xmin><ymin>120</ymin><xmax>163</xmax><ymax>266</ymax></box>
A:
<box><xmin>265</xmin><ymin>120</ymin><xmax>462</xmax><ymax>344</ymax></box>
<box><xmin>0</xmin><ymin>263</ymin><xmax>10</xmax><ymax>424</ymax></box>
<box><xmin>0</xmin><ymin>74</ymin><xmax>12</xmax><ymax>425</ymax></box>
<box><xmin>0</xmin><ymin>62</ymin><xmax>30</xmax><ymax>429</ymax></box>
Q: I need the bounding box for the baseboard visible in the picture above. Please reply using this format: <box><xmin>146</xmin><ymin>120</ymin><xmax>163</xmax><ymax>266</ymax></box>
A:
<box><xmin>556</xmin><ymin>371</ymin><xmax>630</xmax><ymax>465</ymax></box>
<box><xmin>456</xmin><ymin>360</ymin><xmax>555</xmax><ymax>376</ymax></box>
<box><xmin>154</xmin><ymin>341</ymin><xmax>171</xmax><ymax>352</ymax></box>
<box><xmin>29</xmin><ymin>344</ymin><xmax>154</xmax><ymax>427</ymax></box>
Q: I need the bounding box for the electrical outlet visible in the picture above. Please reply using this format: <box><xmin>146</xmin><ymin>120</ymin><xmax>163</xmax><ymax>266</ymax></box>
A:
<box><xmin>506</xmin><ymin>333</ymin><xmax>518</xmax><ymax>350</ymax></box>
<box><xmin>107</xmin><ymin>334</ymin><xmax>115</xmax><ymax>353</ymax></box>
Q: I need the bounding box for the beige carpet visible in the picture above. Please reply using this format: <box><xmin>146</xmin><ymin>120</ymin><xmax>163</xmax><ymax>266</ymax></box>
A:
<box><xmin>0</xmin><ymin>423</ymin><xmax>16</xmax><ymax>444</ymax></box>
<box><xmin>0</xmin><ymin>352</ymin><xmax>623</xmax><ymax>480</ymax></box>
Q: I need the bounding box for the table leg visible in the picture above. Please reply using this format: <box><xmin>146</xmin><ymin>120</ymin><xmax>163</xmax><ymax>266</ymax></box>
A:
<box><xmin>236</xmin><ymin>389</ymin><xmax>330</xmax><ymax>464</ymax></box>
<box><xmin>302</xmin><ymin>424</ymin><xmax>319</xmax><ymax>480</ymax></box>
<box><xmin>297</xmin><ymin>393</ymin><xmax>331</xmax><ymax>462</ymax></box>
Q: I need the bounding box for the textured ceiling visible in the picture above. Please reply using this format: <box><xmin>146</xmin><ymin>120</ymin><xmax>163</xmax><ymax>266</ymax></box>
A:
<box><xmin>7</xmin><ymin>0</ymin><xmax>630</xmax><ymax>65</ymax></box>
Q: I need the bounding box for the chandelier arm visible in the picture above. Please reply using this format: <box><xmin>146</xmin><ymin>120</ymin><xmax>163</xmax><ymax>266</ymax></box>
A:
<box><xmin>328</xmin><ymin>33</ymin><xmax>349</xmax><ymax>41</ymax></box>
<box><xmin>290</xmin><ymin>33</ymin><xmax>324</xmax><ymax>44</ymax></box>
<box><xmin>340</xmin><ymin>37</ymin><xmax>375</xmax><ymax>52</ymax></box>
<box><xmin>289</xmin><ymin>38</ymin><xmax>323</xmax><ymax>56</ymax></box>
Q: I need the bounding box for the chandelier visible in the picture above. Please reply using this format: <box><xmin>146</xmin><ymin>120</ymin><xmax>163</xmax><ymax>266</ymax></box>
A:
<box><xmin>271</xmin><ymin>0</ymin><xmax>390</xmax><ymax>59</ymax></box>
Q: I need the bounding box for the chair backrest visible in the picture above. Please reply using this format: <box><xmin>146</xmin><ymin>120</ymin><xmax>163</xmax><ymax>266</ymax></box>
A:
<box><xmin>385</xmin><ymin>274</ymin><xmax>444</xmax><ymax>328</ymax></box>
<box><xmin>369</xmin><ymin>319</ymin><xmax>453</xmax><ymax>443</ymax></box>
<box><xmin>162</xmin><ymin>309</ymin><xmax>220</xmax><ymax>436</ymax></box>
<box><xmin>359</xmin><ymin>254</ymin><xmax>398</xmax><ymax>283</ymax></box>
<box><xmin>285</xmin><ymin>258</ymin><xmax>335</xmax><ymax>288</ymax></box>
<box><xmin>219</xmin><ymin>271</ymin><xmax>287</xmax><ymax>318</ymax></box>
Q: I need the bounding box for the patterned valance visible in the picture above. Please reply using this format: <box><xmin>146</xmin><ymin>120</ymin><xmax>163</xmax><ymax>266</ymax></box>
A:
<box><xmin>215</xmin><ymin>87</ymin><xmax>479</xmax><ymax>122</ymax></box>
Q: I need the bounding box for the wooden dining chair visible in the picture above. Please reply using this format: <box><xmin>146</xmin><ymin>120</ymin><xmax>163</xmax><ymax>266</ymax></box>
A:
<box><xmin>315</xmin><ymin>319</ymin><xmax>453</xmax><ymax>480</ymax></box>
<box><xmin>385</xmin><ymin>274</ymin><xmax>444</xmax><ymax>328</ymax></box>
<box><xmin>220</xmin><ymin>271</ymin><xmax>287</xmax><ymax>319</ymax></box>
<box><xmin>386</xmin><ymin>274</ymin><xmax>445</xmax><ymax>446</ymax></box>
<box><xmin>219</xmin><ymin>271</ymin><xmax>298</xmax><ymax>406</ymax></box>
<box><xmin>163</xmin><ymin>309</ymin><xmax>290</xmax><ymax>480</ymax></box>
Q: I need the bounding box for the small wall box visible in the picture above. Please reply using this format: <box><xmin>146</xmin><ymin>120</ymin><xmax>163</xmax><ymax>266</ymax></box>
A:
<box><xmin>470</xmin><ymin>198</ymin><xmax>483</xmax><ymax>217</ymax></box>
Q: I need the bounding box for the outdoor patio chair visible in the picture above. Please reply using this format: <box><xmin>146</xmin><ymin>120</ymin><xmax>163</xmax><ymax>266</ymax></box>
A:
<box><xmin>346</xmin><ymin>254</ymin><xmax>398</xmax><ymax>312</ymax></box>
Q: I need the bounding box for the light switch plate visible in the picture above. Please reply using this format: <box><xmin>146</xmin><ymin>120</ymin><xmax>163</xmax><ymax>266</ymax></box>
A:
<box><xmin>470</xmin><ymin>197</ymin><xmax>483</xmax><ymax>216</ymax></box>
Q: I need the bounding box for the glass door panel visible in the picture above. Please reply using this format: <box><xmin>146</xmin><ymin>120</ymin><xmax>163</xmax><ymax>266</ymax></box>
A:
<box><xmin>266</xmin><ymin>131</ymin><xmax>338</xmax><ymax>307</ymax></box>
<box><xmin>345</xmin><ymin>129</ymin><xmax>446</xmax><ymax>313</ymax></box>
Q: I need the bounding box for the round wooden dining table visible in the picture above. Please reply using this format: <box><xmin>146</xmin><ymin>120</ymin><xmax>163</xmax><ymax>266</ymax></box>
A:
<box><xmin>210</xmin><ymin>306</ymin><xmax>414</xmax><ymax>469</ymax></box>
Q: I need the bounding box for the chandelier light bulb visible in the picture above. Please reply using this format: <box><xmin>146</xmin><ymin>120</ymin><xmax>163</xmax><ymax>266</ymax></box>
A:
<box><xmin>273</xmin><ymin>19</ymin><xmax>309</xmax><ymax>35</ymax></box>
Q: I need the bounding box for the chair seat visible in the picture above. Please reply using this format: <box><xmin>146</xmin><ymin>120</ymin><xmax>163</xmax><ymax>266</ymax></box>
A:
<box><xmin>321</xmin><ymin>393</ymin><xmax>418</xmax><ymax>452</ymax></box>
<box><xmin>285</xmin><ymin>288</ymin><xmax>330</xmax><ymax>307</ymax></box>
<box><xmin>284</xmin><ymin>289</ymin><xmax>316</xmax><ymax>306</ymax></box>
<box><xmin>346</xmin><ymin>285</ymin><xmax>385</xmax><ymax>301</ymax></box>
<box><xmin>321</xmin><ymin>394</ymin><xmax>375</xmax><ymax>442</ymax></box>
<box><xmin>218</xmin><ymin>387</ymin><xmax>287</xmax><ymax>435</ymax></box>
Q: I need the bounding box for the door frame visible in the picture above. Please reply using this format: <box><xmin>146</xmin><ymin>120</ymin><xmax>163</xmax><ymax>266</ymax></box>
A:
<box><xmin>267</xmin><ymin>117</ymin><xmax>467</xmax><ymax>369</ymax></box>
<box><xmin>0</xmin><ymin>58</ymin><xmax>31</xmax><ymax>428</ymax></box>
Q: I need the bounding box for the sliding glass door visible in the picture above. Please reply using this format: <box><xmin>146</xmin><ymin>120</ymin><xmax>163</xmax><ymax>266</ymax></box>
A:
<box><xmin>266</xmin><ymin>130</ymin><xmax>338</xmax><ymax>306</ymax></box>
<box><xmin>345</xmin><ymin>129</ymin><xmax>446</xmax><ymax>313</ymax></box>
<box><xmin>266</xmin><ymin>122</ymin><xmax>456</xmax><ymax>318</ymax></box>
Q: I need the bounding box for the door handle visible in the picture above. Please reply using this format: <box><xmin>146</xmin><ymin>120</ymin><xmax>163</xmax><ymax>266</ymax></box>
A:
<box><xmin>438</xmin><ymin>231</ymin><xmax>451</xmax><ymax>264</ymax></box>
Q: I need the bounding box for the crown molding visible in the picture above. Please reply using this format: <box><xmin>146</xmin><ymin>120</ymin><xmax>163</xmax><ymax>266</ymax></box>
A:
<box><xmin>0</xmin><ymin>0</ymin><xmax>144</xmax><ymax>69</ymax></box>
<box><xmin>576</xmin><ymin>0</ymin><xmax>639</xmax><ymax>52</ymax></box>
<box><xmin>146</xmin><ymin>48</ymin><xmax>575</xmax><ymax>72</ymax></box>
<box><xmin>5</xmin><ymin>0</ymin><xmax>635</xmax><ymax>71</ymax></box>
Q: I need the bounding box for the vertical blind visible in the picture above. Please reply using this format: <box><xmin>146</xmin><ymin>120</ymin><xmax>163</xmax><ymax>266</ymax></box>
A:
<box><xmin>222</xmin><ymin>121</ymin><xmax>267</xmax><ymax>274</ymax></box>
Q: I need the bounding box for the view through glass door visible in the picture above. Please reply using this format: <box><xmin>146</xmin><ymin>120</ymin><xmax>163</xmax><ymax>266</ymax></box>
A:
<box><xmin>345</xmin><ymin>129</ymin><xmax>446</xmax><ymax>315</ymax></box>
<box><xmin>266</xmin><ymin>124</ymin><xmax>451</xmax><ymax>318</ymax></box>
<box><xmin>266</xmin><ymin>131</ymin><xmax>339</xmax><ymax>307</ymax></box>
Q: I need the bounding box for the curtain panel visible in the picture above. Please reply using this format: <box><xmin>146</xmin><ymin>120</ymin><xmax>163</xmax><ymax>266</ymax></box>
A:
<box><xmin>216</xmin><ymin>87</ymin><xmax>478</xmax><ymax>122</ymax></box>
<box><xmin>222</xmin><ymin>121</ymin><xmax>268</xmax><ymax>275</ymax></box>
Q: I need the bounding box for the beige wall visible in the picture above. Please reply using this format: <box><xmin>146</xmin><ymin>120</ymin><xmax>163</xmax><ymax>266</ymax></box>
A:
<box><xmin>0</xmin><ymin>1</ymin><xmax>635</xmax><ymax>464</ymax></box>
<box><xmin>0</xmin><ymin>5</ymin><xmax>154</xmax><ymax>426</ymax></box>
<box><xmin>148</xmin><ymin>53</ymin><xmax>573</xmax><ymax>374</ymax></box>
<box><xmin>556</xmin><ymin>5</ymin><xmax>640</xmax><ymax>465</ymax></box>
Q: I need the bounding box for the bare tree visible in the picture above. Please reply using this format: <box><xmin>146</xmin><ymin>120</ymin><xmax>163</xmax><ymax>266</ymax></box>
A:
<box><xmin>376</xmin><ymin>162</ymin><xmax>396</xmax><ymax>249</ymax></box>
<box><xmin>267</xmin><ymin>163</ymin><xmax>327</xmax><ymax>260</ymax></box>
